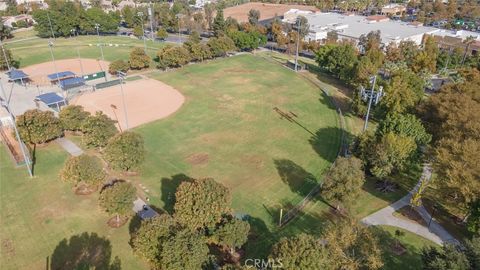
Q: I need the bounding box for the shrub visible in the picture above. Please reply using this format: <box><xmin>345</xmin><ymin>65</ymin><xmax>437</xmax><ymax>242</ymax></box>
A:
<box><xmin>99</xmin><ymin>181</ymin><xmax>137</xmax><ymax>223</ymax></box>
<box><xmin>59</xmin><ymin>105</ymin><xmax>90</xmax><ymax>132</ymax></box>
<box><xmin>207</xmin><ymin>36</ymin><xmax>236</xmax><ymax>57</ymax></box>
<box><xmin>157</xmin><ymin>28</ymin><xmax>168</xmax><ymax>40</ymax></box>
<box><xmin>16</xmin><ymin>109</ymin><xmax>63</xmax><ymax>144</ymax></box>
<box><xmin>108</xmin><ymin>59</ymin><xmax>130</xmax><ymax>75</ymax></box>
<box><xmin>157</xmin><ymin>45</ymin><xmax>191</xmax><ymax>69</ymax></box>
<box><xmin>59</xmin><ymin>154</ymin><xmax>106</xmax><ymax>191</ymax></box>
<box><xmin>104</xmin><ymin>131</ymin><xmax>145</xmax><ymax>171</ymax></box>
<box><xmin>129</xmin><ymin>47</ymin><xmax>150</xmax><ymax>70</ymax></box>
<box><xmin>82</xmin><ymin>111</ymin><xmax>118</xmax><ymax>148</ymax></box>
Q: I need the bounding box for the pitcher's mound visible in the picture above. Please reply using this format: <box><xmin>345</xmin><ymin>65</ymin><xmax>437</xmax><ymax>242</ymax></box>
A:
<box><xmin>71</xmin><ymin>78</ymin><xmax>185</xmax><ymax>129</ymax></box>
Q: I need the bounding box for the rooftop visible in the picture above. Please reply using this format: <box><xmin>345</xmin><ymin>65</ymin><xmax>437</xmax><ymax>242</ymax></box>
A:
<box><xmin>223</xmin><ymin>2</ymin><xmax>319</xmax><ymax>23</ymax></box>
<box><xmin>305</xmin><ymin>12</ymin><xmax>439</xmax><ymax>44</ymax></box>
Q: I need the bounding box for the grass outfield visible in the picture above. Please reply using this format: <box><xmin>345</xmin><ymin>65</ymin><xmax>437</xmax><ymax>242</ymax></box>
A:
<box><xmin>0</xmin><ymin>145</ymin><xmax>147</xmax><ymax>270</ymax></box>
<box><xmin>5</xmin><ymin>35</ymin><xmax>167</xmax><ymax>67</ymax></box>
<box><xmin>133</xmin><ymin>54</ymin><xmax>341</xmax><ymax>254</ymax></box>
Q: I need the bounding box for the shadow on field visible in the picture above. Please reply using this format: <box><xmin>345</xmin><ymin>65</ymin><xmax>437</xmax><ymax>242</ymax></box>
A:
<box><xmin>309</xmin><ymin>127</ymin><xmax>346</xmax><ymax>163</ymax></box>
<box><xmin>273</xmin><ymin>159</ymin><xmax>317</xmax><ymax>198</ymax></box>
<box><xmin>49</xmin><ymin>232</ymin><xmax>121</xmax><ymax>270</ymax></box>
<box><xmin>160</xmin><ymin>173</ymin><xmax>193</xmax><ymax>214</ymax></box>
<box><xmin>244</xmin><ymin>216</ymin><xmax>275</xmax><ymax>259</ymax></box>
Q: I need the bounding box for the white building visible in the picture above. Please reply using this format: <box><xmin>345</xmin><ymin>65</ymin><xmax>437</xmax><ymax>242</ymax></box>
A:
<box><xmin>282</xmin><ymin>9</ymin><xmax>315</xmax><ymax>24</ymax></box>
<box><xmin>303</xmin><ymin>12</ymin><xmax>439</xmax><ymax>46</ymax></box>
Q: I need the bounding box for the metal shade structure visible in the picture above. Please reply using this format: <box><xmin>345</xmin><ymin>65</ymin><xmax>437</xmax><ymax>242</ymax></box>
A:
<box><xmin>35</xmin><ymin>92</ymin><xmax>66</xmax><ymax>111</ymax></box>
<box><xmin>7</xmin><ymin>69</ymin><xmax>29</xmax><ymax>85</ymax></box>
<box><xmin>59</xmin><ymin>77</ymin><xmax>86</xmax><ymax>90</ymax></box>
<box><xmin>47</xmin><ymin>71</ymin><xmax>75</xmax><ymax>82</ymax></box>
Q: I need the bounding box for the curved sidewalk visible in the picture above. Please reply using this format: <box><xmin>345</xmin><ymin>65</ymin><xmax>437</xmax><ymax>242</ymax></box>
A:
<box><xmin>362</xmin><ymin>165</ymin><xmax>459</xmax><ymax>246</ymax></box>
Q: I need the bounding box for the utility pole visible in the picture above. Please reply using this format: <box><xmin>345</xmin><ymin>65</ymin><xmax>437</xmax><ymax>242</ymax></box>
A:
<box><xmin>137</xmin><ymin>12</ymin><xmax>147</xmax><ymax>53</ymax></box>
<box><xmin>0</xmin><ymin>81</ymin><xmax>33</xmax><ymax>177</ymax></box>
<box><xmin>361</xmin><ymin>75</ymin><xmax>384</xmax><ymax>132</ymax></box>
<box><xmin>294</xmin><ymin>18</ymin><xmax>300</xmax><ymax>72</ymax></box>
<box><xmin>0</xmin><ymin>39</ymin><xmax>11</xmax><ymax>71</ymax></box>
<box><xmin>48</xmin><ymin>40</ymin><xmax>64</xmax><ymax>99</ymax></box>
<box><xmin>94</xmin><ymin>23</ymin><xmax>105</xmax><ymax>61</ymax></box>
<box><xmin>148</xmin><ymin>3</ymin><xmax>155</xmax><ymax>41</ymax></box>
<box><xmin>117</xmin><ymin>71</ymin><xmax>129</xmax><ymax>130</ymax></box>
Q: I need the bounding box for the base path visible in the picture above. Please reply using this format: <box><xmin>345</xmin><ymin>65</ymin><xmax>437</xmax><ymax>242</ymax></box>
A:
<box><xmin>362</xmin><ymin>165</ymin><xmax>459</xmax><ymax>246</ymax></box>
<box><xmin>22</xmin><ymin>58</ymin><xmax>110</xmax><ymax>86</ymax></box>
<box><xmin>71</xmin><ymin>77</ymin><xmax>185</xmax><ymax>129</ymax></box>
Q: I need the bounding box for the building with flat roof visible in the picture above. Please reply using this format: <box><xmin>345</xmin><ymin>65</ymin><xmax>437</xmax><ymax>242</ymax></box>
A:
<box><xmin>303</xmin><ymin>12</ymin><xmax>439</xmax><ymax>46</ymax></box>
<box><xmin>223</xmin><ymin>2</ymin><xmax>318</xmax><ymax>24</ymax></box>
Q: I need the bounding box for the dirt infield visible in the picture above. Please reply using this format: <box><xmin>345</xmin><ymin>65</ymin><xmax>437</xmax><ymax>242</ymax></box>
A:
<box><xmin>71</xmin><ymin>77</ymin><xmax>185</xmax><ymax>129</ymax></box>
<box><xmin>22</xmin><ymin>58</ymin><xmax>110</xmax><ymax>86</ymax></box>
<box><xmin>223</xmin><ymin>3</ymin><xmax>319</xmax><ymax>23</ymax></box>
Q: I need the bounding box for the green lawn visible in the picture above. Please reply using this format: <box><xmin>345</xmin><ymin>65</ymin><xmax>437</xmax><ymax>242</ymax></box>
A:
<box><xmin>5</xmin><ymin>35</ymin><xmax>168</xmax><ymax>67</ymax></box>
<box><xmin>377</xmin><ymin>226</ymin><xmax>438</xmax><ymax>270</ymax></box>
<box><xmin>0</xmin><ymin>145</ymin><xmax>147</xmax><ymax>270</ymax></box>
<box><xmin>132</xmin><ymin>54</ymin><xmax>341</xmax><ymax>256</ymax></box>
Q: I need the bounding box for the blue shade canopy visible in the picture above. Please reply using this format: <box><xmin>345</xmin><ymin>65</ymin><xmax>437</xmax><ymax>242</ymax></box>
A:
<box><xmin>7</xmin><ymin>69</ymin><xmax>29</xmax><ymax>80</ymax></box>
<box><xmin>59</xmin><ymin>77</ymin><xmax>85</xmax><ymax>90</ymax></box>
<box><xmin>35</xmin><ymin>92</ymin><xmax>65</xmax><ymax>106</ymax></box>
<box><xmin>47</xmin><ymin>71</ymin><xmax>75</xmax><ymax>81</ymax></box>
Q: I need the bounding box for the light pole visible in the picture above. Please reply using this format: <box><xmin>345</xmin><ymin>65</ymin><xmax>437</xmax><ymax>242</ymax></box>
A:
<box><xmin>0</xmin><ymin>81</ymin><xmax>33</xmax><ymax>177</ymax></box>
<box><xmin>47</xmin><ymin>12</ymin><xmax>55</xmax><ymax>40</ymax></box>
<box><xmin>148</xmin><ymin>3</ymin><xmax>155</xmax><ymax>41</ymax></box>
<box><xmin>71</xmin><ymin>28</ymin><xmax>84</xmax><ymax>76</ymax></box>
<box><xmin>117</xmin><ymin>71</ymin><xmax>129</xmax><ymax>130</ymax></box>
<box><xmin>294</xmin><ymin>18</ymin><xmax>301</xmax><ymax>72</ymax></box>
<box><xmin>137</xmin><ymin>12</ymin><xmax>147</xmax><ymax>53</ymax></box>
<box><xmin>0</xmin><ymin>39</ymin><xmax>11</xmax><ymax>71</ymax></box>
<box><xmin>48</xmin><ymin>40</ymin><xmax>65</xmax><ymax>99</ymax></box>
<box><xmin>360</xmin><ymin>75</ymin><xmax>384</xmax><ymax>132</ymax></box>
<box><xmin>94</xmin><ymin>23</ymin><xmax>105</xmax><ymax>61</ymax></box>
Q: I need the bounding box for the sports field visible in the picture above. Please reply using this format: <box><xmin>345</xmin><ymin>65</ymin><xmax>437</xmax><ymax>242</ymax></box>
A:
<box><xmin>5</xmin><ymin>35</ymin><xmax>166</xmax><ymax>67</ymax></box>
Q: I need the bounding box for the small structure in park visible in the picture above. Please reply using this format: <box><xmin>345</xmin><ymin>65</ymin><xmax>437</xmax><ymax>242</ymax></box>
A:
<box><xmin>7</xmin><ymin>69</ymin><xmax>30</xmax><ymax>85</ymax></box>
<box><xmin>47</xmin><ymin>71</ymin><xmax>76</xmax><ymax>84</ymax></box>
<box><xmin>59</xmin><ymin>77</ymin><xmax>86</xmax><ymax>91</ymax></box>
<box><xmin>35</xmin><ymin>92</ymin><xmax>66</xmax><ymax>111</ymax></box>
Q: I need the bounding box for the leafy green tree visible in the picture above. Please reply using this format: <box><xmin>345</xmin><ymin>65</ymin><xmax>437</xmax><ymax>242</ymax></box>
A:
<box><xmin>382</xmin><ymin>68</ymin><xmax>424</xmax><ymax>115</ymax></box>
<box><xmin>467</xmin><ymin>200</ymin><xmax>480</xmax><ymax>234</ymax></box>
<box><xmin>158</xmin><ymin>228</ymin><xmax>209</xmax><ymax>270</ymax></box>
<box><xmin>270</xmin><ymin>234</ymin><xmax>330</xmax><ymax>269</ymax></box>
<box><xmin>129</xmin><ymin>47</ymin><xmax>150</xmax><ymax>70</ymax></box>
<box><xmin>122</xmin><ymin>6</ymin><xmax>135</xmax><ymax>27</ymax></box>
<box><xmin>369</xmin><ymin>132</ymin><xmax>416</xmax><ymax>178</ymax></box>
<box><xmin>323</xmin><ymin>218</ymin><xmax>383</xmax><ymax>270</ymax></box>
<box><xmin>321</xmin><ymin>156</ymin><xmax>365</xmax><ymax>210</ymax></box>
<box><xmin>212</xmin><ymin>217</ymin><xmax>250</xmax><ymax>254</ymax></box>
<box><xmin>16</xmin><ymin>109</ymin><xmax>63</xmax><ymax>144</ymax></box>
<box><xmin>465</xmin><ymin>236</ymin><xmax>480</xmax><ymax>269</ymax></box>
<box><xmin>0</xmin><ymin>47</ymin><xmax>17</xmax><ymax>70</ymax></box>
<box><xmin>377</xmin><ymin>113</ymin><xmax>431</xmax><ymax>147</ymax></box>
<box><xmin>59</xmin><ymin>154</ymin><xmax>106</xmax><ymax>192</ymax></box>
<box><xmin>359</xmin><ymin>30</ymin><xmax>381</xmax><ymax>53</ymax></box>
<box><xmin>130</xmin><ymin>214</ymin><xmax>176</xmax><ymax>265</ymax></box>
<box><xmin>295</xmin><ymin>15</ymin><xmax>309</xmax><ymax>38</ymax></box>
<box><xmin>248</xmin><ymin>9</ymin><xmax>260</xmax><ymax>25</ymax></box>
<box><xmin>157</xmin><ymin>45</ymin><xmax>191</xmax><ymax>69</ymax></box>
<box><xmin>316</xmin><ymin>43</ymin><xmax>358</xmax><ymax>82</ymax></box>
<box><xmin>227</xmin><ymin>30</ymin><xmax>267</xmax><ymax>51</ymax></box>
<box><xmin>99</xmin><ymin>181</ymin><xmax>136</xmax><ymax>225</ymax></box>
<box><xmin>108</xmin><ymin>59</ymin><xmax>129</xmax><ymax>75</ymax></box>
<box><xmin>82</xmin><ymin>111</ymin><xmax>118</xmax><ymax>148</ymax></box>
<box><xmin>174</xmin><ymin>178</ymin><xmax>231</xmax><ymax>230</ymax></box>
<box><xmin>207</xmin><ymin>36</ymin><xmax>236</xmax><ymax>57</ymax></box>
<box><xmin>59</xmin><ymin>105</ymin><xmax>90</xmax><ymax>131</ymax></box>
<box><xmin>212</xmin><ymin>7</ymin><xmax>225</xmax><ymax>37</ymax></box>
<box><xmin>133</xmin><ymin>25</ymin><xmax>143</xmax><ymax>38</ymax></box>
<box><xmin>104</xmin><ymin>131</ymin><xmax>145</xmax><ymax>172</ymax></box>
<box><xmin>0</xmin><ymin>21</ymin><xmax>12</xmax><ymax>40</ymax></box>
<box><xmin>156</xmin><ymin>27</ymin><xmax>168</xmax><ymax>40</ymax></box>
<box><xmin>421</xmin><ymin>244</ymin><xmax>470</xmax><ymax>270</ymax></box>
<box><xmin>185</xmin><ymin>42</ymin><xmax>212</xmax><ymax>62</ymax></box>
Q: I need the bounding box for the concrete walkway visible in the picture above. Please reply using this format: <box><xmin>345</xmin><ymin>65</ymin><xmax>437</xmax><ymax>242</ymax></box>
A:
<box><xmin>362</xmin><ymin>164</ymin><xmax>459</xmax><ymax>246</ymax></box>
<box><xmin>56</xmin><ymin>137</ymin><xmax>83</xmax><ymax>156</ymax></box>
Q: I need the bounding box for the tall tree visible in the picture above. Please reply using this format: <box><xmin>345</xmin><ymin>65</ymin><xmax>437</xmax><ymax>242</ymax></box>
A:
<box><xmin>60</xmin><ymin>154</ymin><xmax>106</xmax><ymax>193</ymax></box>
<box><xmin>211</xmin><ymin>217</ymin><xmax>250</xmax><ymax>255</ymax></box>
<box><xmin>212</xmin><ymin>7</ymin><xmax>225</xmax><ymax>37</ymax></box>
<box><xmin>82</xmin><ymin>111</ymin><xmax>118</xmax><ymax>148</ymax></box>
<box><xmin>59</xmin><ymin>105</ymin><xmax>90</xmax><ymax>132</ymax></box>
<box><xmin>422</xmin><ymin>244</ymin><xmax>470</xmax><ymax>270</ymax></box>
<box><xmin>382</xmin><ymin>68</ymin><xmax>424</xmax><ymax>115</ymax></box>
<box><xmin>269</xmin><ymin>234</ymin><xmax>330</xmax><ymax>269</ymax></box>
<box><xmin>321</xmin><ymin>156</ymin><xmax>365</xmax><ymax>210</ymax></box>
<box><xmin>174</xmin><ymin>178</ymin><xmax>231</xmax><ymax>230</ymax></box>
<box><xmin>16</xmin><ymin>109</ymin><xmax>63</xmax><ymax>145</ymax></box>
<box><xmin>99</xmin><ymin>181</ymin><xmax>136</xmax><ymax>225</ymax></box>
<box><xmin>377</xmin><ymin>113</ymin><xmax>431</xmax><ymax>148</ymax></box>
<box><xmin>104</xmin><ymin>131</ymin><xmax>145</xmax><ymax>172</ymax></box>
<box><xmin>248</xmin><ymin>9</ymin><xmax>260</xmax><ymax>25</ymax></box>
<box><xmin>129</xmin><ymin>47</ymin><xmax>150</xmax><ymax>70</ymax></box>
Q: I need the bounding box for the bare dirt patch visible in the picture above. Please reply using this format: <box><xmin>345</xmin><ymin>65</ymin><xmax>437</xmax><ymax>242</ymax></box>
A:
<box><xmin>74</xmin><ymin>185</ymin><xmax>98</xmax><ymax>195</ymax></box>
<box><xmin>393</xmin><ymin>205</ymin><xmax>428</xmax><ymax>226</ymax></box>
<box><xmin>186</xmin><ymin>153</ymin><xmax>209</xmax><ymax>165</ymax></box>
<box><xmin>71</xmin><ymin>78</ymin><xmax>185</xmax><ymax>129</ymax></box>
<box><xmin>107</xmin><ymin>216</ymin><xmax>128</xmax><ymax>228</ymax></box>
<box><xmin>22</xmin><ymin>58</ymin><xmax>110</xmax><ymax>86</ymax></box>
<box><xmin>1</xmin><ymin>238</ymin><xmax>15</xmax><ymax>257</ymax></box>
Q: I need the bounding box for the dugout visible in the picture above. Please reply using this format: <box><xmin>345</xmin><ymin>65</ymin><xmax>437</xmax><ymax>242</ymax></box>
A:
<box><xmin>59</xmin><ymin>77</ymin><xmax>86</xmax><ymax>90</ymax></box>
<box><xmin>35</xmin><ymin>92</ymin><xmax>66</xmax><ymax>111</ymax></box>
<box><xmin>7</xmin><ymin>69</ymin><xmax>29</xmax><ymax>85</ymax></box>
<box><xmin>47</xmin><ymin>71</ymin><xmax>76</xmax><ymax>83</ymax></box>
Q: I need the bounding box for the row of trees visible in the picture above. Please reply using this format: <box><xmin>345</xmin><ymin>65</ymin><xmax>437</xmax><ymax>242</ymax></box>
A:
<box><xmin>109</xmin><ymin>47</ymin><xmax>151</xmax><ymax>74</ymax></box>
<box><xmin>130</xmin><ymin>178</ymin><xmax>251</xmax><ymax>269</ymax></box>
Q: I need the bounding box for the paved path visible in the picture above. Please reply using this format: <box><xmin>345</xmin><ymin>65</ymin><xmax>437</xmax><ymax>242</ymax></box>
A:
<box><xmin>362</xmin><ymin>164</ymin><xmax>459</xmax><ymax>246</ymax></box>
<box><xmin>56</xmin><ymin>137</ymin><xmax>83</xmax><ymax>156</ymax></box>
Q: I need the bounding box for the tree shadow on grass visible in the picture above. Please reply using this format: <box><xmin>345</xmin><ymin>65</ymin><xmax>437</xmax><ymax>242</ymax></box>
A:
<box><xmin>160</xmin><ymin>173</ymin><xmax>193</xmax><ymax>214</ymax></box>
<box><xmin>309</xmin><ymin>127</ymin><xmax>347</xmax><ymax>163</ymax></box>
<box><xmin>273</xmin><ymin>159</ymin><xmax>317</xmax><ymax>198</ymax></box>
<box><xmin>50</xmin><ymin>232</ymin><xmax>121</xmax><ymax>270</ymax></box>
